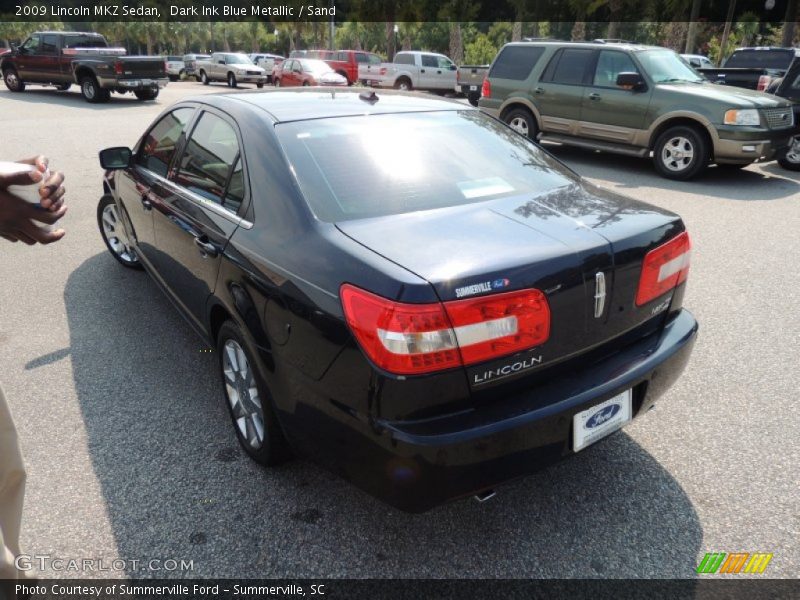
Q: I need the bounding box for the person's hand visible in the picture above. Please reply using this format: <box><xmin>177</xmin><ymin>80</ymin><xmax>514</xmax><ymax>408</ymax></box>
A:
<box><xmin>0</xmin><ymin>156</ymin><xmax>66</xmax><ymax>212</ymax></box>
<box><xmin>0</xmin><ymin>156</ymin><xmax>67</xmax><ymax>244</ymax></box>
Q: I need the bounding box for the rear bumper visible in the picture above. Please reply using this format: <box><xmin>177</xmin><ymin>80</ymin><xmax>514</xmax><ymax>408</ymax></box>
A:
<box><xmin>99</xmin><ymin>77</ymin><xmax>168</xmax><ymax>90</ymax></box>
<box><xmin>287</xmin><ymin>309</ymin><xmax>698</xmax><ymax>512</ymax></box>
<box><xmin>714</xmin><ymin>126</ymin><xmax>792</xmax><ymax>163</ymax></box>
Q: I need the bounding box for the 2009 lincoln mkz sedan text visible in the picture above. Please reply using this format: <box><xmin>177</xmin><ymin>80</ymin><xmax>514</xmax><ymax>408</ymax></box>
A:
<box><xmin>96</xmin><ymin>89</ymin><xmax>698</xmax><ymax>512</ymax></box>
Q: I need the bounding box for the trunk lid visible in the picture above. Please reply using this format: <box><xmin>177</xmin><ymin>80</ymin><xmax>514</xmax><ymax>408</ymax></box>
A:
<box><xmin>116</xmin><ymin>56</ymin><xmax>165</xmax><ymax>78</ymax></box>
<box><xmin>336</xmin><ymin>182</ymin><xmax>684</xmax><ymax>390</ymax></box>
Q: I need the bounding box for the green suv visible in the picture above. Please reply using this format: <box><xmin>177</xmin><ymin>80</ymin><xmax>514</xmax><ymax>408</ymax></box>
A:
<box><xmin>479</xmin><ymin>41</ymin><xmax>795</xmax><ymax>179</ymax></box>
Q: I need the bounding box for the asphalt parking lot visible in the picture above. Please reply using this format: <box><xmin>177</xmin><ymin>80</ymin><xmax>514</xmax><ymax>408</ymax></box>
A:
<box><xmin>0</xmin><ymin>80</ymin><xmax>798</xmax><ymax>579</ymax></box>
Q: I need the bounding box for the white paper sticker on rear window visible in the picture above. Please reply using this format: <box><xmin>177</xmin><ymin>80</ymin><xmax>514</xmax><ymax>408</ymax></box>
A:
<box><xmin>457</xmin><ymin>177</ymin><xmax>515</xmax><ymax>199</ymax></box>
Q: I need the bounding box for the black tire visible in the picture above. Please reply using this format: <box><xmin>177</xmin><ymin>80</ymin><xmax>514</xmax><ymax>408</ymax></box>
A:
<box><xmin>178</xmin><ymin>69</ymin><xmax>186</xmax><ymax>80</ymax></box>
<box><xmin>503</xmin><ymin>107</ymin><xmax>539</xmax><ymax>141</ymax></box>
<box><xmin>394</xmin><ymin>77</ymin><xmax>412</xmax><ymax>91</ymax></box>
<box><xmin>200</xmin><ymin>70</ymin><xmax>209</xmax><ymax>85</ymax></box>
<box><xmin>274</xmin><ymin>77</ymin><xmax>281</xmax><ymax>87</ymax></box>
<box><xmin>302</xmin><ymin>81</ymin><xmax>310</xmax><ymax>87</ymax></box>
<box><xmin>56</xmin><ymin>82</ymin><xmax>71</xmax><ymax>91</ymax></box>
<box><xmin>134</xmin><ymin>88</ymin><xmax>158</xmax><ymax>101</ymax></box>
<box><xmin>467</xmin><ymin>92</ymin><xmax>480</xmax><ymax>107</ymax></box>
<box><xmin>777</xmin><ymin>136</ymin><xmax>800</xmax><ymax>171</ymax></box>
<box><xmin>217</xmin><ymin>320</ymin><xmax>292</xmax><ymax>466</ymax></box>
<box><xmin>228</xmin><ymin>72</ymin><xmax>237</xmax><ymax>88</ymax></box>
<box><xmin>80</xmin><ymin>75</ymin><xmax>109</xmax><ymax>103</ymax></box>
<box><xmin>97</xmin><ymin>194</ymin><xmax>142</xmax><ymax>270</ymax></box>
<box><xmin>3</xmin><ymin>67</ymin><xmax>25</xmax><ymax>92</ymax></box>
<box><xmin>653</xmin><ymin>125</ymin><xmax>709</xmax><ymax>180</ymax></box>
<box><xmin>257</xmin><ymin>82</ymin><xmax>264</xmax><ymax>88</ymax></box>
<box><xmin>168</xmin><ymin>75</ymin><xmax>178</xmax><ymax>82</ymax></box>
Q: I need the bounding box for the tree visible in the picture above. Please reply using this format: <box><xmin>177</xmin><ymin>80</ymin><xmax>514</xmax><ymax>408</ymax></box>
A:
<box><xmin>464</xmin><ymin>33</ymin><xmax>497</xmax><ymax>64</ymax></box>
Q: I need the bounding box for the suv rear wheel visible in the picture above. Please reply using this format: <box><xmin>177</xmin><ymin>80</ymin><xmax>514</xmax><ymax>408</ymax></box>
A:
<box><xmin>503</xmin><ymin>108</ymin><xmax>538</xmax><ymax>141</ymax></box>
<box><xmin>653</xmin><ymin>125</ymin><xmax>709</xmax><ymax>180</ymax></box>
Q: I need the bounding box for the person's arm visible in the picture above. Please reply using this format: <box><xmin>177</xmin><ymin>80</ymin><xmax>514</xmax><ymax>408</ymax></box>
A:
<box><xmin>0</xmin><ymin>156</ymin><xmax>67</xmax><ymax>245</ymax></box>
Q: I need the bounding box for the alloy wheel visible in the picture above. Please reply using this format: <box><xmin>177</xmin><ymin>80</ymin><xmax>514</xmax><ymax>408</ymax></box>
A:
<box><xmin>785</xmin><ymin>136</ymin><xmax>800</xmax><ymax>164</ymax></box>
<box><xmin>101</xmin><ymin>203</ymin><xmax>137</xmax><ymax>264</ymax></box>
<box><xmin>509</xmin><ymin>116</ymin><xmax>529</xmax><ymax>137</ymax></box>
<box><xmin>4</xmin><ymin>70</ymin><xmax>19</xmax><ymax>90</ymax></box>
<box><xmin>222</xmin><ymin>339</ymin><xmax>264</xmax><ymax>450</ymax></box>
<box><xmin>661</xmin><ymin>136</ymin><xmax>695</xmax><ymax>172</ymax></box>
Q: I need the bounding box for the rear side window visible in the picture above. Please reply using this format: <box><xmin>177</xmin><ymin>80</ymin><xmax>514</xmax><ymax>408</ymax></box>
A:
<box><xmin>725</xmin><ymin>50</ymin><xmax>793</xmax><ymax>70</ymax></box>
<box><xmin>395</xmin><ymin>53</ymin><xmax>414</xmax><ymax>65</ymax></box>
<box><xmin>175</xmin><ymin>112</ymin><xmax>242</xmax><ymax>207</ymax></box>
<box><xmin>543</xmin><ymin>48</ymin><xmax>594</xmax><ymax>85</ymax></box>
<box><xmin>136</xmin><ymin>107</ymin><xmax>194</xmax><ymax>177</ymax></box>
<box><xmin>489</xmin><ymin>46</ymin><xmax>545</xmax><ymax>80</ymax></box>
<box><xmin>592</xmin><ymin>50</ymin><xmax>639</xmax><ymax>87</ymax></box>
<box><xmin>421</xmin><ymin>54</ymin><xmax>438</xmax><ymax>68</ymax></box>
<box><xmin>63</xmin><ymin>35</ymin><xmax>105</xmax><ymax>49</ymax></box>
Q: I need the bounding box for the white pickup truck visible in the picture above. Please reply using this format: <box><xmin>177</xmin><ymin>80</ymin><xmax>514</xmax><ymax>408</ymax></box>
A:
<box><xmin>364</xmin><ymin>51</ymin><xmax>457</xmax><ymax>92</ymax></box>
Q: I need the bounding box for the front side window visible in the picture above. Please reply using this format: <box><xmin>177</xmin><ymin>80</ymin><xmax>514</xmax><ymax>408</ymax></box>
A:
<box><xmin>592</xmin><ymin>50</ymin><xmax>639</xmax><ymax>87</ymax></box>
<box><xmin>437</xmin><ymin>56</ymin><xmax>454</xmax><ymax>69</ymax></box>
<box><xmin>174</xmin><ymin>112</ymin><xmax>241</xmax><ymax>207</ymax></box>
<box><xmin>21</xmin><ymin>36</ymin><xmax>40</xmax><ymax>52</ymax></box>
<box><xmin>276</xmin><ymin>111</ymin><xmax>577</xmax><ymax>222</ymax></box>
<box><xmin>545</xmin><ymin>48</ymin><xmax>594</xmax><ymax>85</ymax></box>
<box><xmin>136</xmin><ymin>107</ymin><xmax>195</xmax><ymax>177</ymax></box>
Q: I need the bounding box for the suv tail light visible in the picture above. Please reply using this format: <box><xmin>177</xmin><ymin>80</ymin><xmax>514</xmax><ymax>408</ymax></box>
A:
<box><xmin>114</xmin><ymin>61</ymin><xmax>123</xmax><ymax>75</ymax></box>
<box><xmin>481</xmin><ymin>77</ymin><xmax>491</xmax><ymax>99</ymax></box>
<box><xmin>757</xmin><ymin>75</ymin><xmax>771</xmax><ymax>92</ymax></box>
<box><xmin>635</xmin><ymin>232</ymin><xmax>691</xmax><ymax>307</ymax></box>
<box><xmin>341</xmin><ymin>285</ymin><xmax>550</xmax><ymax>375</ymax></box>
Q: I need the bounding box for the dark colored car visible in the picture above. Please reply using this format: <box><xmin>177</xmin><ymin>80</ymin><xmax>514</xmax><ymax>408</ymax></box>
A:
<box><xmin>96</xmin><ymin>90</ymin><xmax>698</xmax><ymax>512</ymax></box>
<box><xmin>274</xmin><ymin>59</ymin><xmax>347</xmax><ymax>87</ymax></box>
<box><xmin>699</xmin><ymin>47</ymin><xmax>800</xmax><ymax>91</ymax></box>
<box><xmin>1</xmin><ymin>31</ymin><xmax>167</xmax><ymax>103</ymax></box>
<box><xmin>765</xmin><ymin>58</ymin><xmax>800</xmax><ymax>171</ymax></box>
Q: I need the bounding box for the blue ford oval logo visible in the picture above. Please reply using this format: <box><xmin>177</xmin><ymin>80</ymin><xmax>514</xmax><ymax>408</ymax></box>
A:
<box><xmin>585</xmin><ymin>403</ymin><xmax>621</xmax><ymax>429</ymax></box>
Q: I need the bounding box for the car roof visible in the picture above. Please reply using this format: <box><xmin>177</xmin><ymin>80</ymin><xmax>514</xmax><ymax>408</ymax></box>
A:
<box><xmin>190</xmin><ymin>89</ymin><xmax>468</xmax><ymax>123</ymax></box>
<box><xmin>35</xmin><ymin>31</ymin><xmax>102</xmax><ymax>36</ymax></box>
<box><xmin>503</xmin><ymin>40</ymin><xmax>660</xmax><ymax>52</ymax></box>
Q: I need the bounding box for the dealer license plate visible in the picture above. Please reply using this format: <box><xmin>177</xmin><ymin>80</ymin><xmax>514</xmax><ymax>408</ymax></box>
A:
<box><xmin>573</xmin><ymin>389</ymin><xmax>632</xmax><ymax>452</ymax></box>
<box><xmin>469</xmin><ymin>85</ymin><xmax>478</xmax><ymax>91</ymax></box>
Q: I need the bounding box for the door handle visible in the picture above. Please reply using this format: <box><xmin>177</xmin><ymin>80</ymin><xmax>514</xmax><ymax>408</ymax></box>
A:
<box><xmin>140</xmin><ymin>194</ymin><xmax>152</xmax><ymax>210</ymax></box>
<box><xmin>420</xmin><ymin>69</ymin><xmax>426</xmax><ymax>73</ymax></box>
<box><xmin>194</xmin><ymin>236</ymin><xmax>218</xmax><ymax>258</ymax></box>
<box><xmin>534</xmin><ymin>87</ymin><xmax>544</xmax><ymax>94</ymax></box>
<box><xmin>589</xmin><ymin>92</ymin><xmax>601</xmax><ymax>101</ymax></box>
<box><xmin>437</xmin><ymin>70</ymin><xmax>442</xmax><ymax>74</ymax></box>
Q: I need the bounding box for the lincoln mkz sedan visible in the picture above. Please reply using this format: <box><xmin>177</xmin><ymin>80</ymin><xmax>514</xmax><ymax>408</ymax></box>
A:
<box><xmin>97</xmin><ymin>89</ymin><xmax>698</xmax><ymax>512</ymax></box>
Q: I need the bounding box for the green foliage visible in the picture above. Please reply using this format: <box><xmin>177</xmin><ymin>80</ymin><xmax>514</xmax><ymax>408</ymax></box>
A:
<box><xmin>464</xmin><ymin>33</ymin><xmax>498</xmax><ymax>65</ymax></box>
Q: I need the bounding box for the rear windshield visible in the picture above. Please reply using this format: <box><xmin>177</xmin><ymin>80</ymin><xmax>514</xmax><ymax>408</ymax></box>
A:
<box><xmin>724</xmin><ymin>50</ymin><xmax>794</xmax><ymax>70</ymax></box>
<box><xmin>276</xmin><ymin>111</ymin><xmax>576</xmax><ymax>222</ymax></box>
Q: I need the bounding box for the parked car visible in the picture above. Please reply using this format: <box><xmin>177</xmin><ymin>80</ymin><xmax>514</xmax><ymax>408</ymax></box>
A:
<box><xmin>1</xmin><ymin>31</ymin><xmax>167</xmax><ymax>103</ymax></box>
<box><xmin>250</xmin><ymin>53</ymin><xmax>283</xmax><ymax>83</ymax></box>
<box><xmin>680</xmin><ymin>54</ymin><xmax>712</xmax><ymax>69</ymax></box>
<box><xmin>287</xmin><ymin>49</ymin><xmax>382</xmax><ymax>85</ymax></box>
<box><xmin>165</xmin><ymin>55</ymin><xmax>185</xmax><ymax>81</ymax></box>
<box><xmin>274</xmin><ymin>59</ymin><xmax>347</xmax><ymax>87</ymax></box>
<box><xmin>367</xmin><ymin>51</ymin><xmax>457</xmax><ymax>92</ymax></box>
<box><xmin>95</xmin><ymin>89</ymin><xmax>698</xmax><ymax>512</ymax></box>
<box><xmin>764</xmin><ymin>58</ymin><xmax>800</xmax><ymax>170</ymax></box>
<box><xmin>480</xmin><ymin>41</ymin><xmax>795</xmax><ymax>179</ymax></box>
<box><xmin>699</xmin><ymin>47</ymin><xmax>800</xmax><ymax>91</ymax></box>
<box><xmin>183</xmin><ymin>53</ymin><xmax>210</xmax><ymax>80</ymax></box>
<box><xmin>457</xmin><ymin>64</ymin><xmax>490</xmax><ymax>106</ymax></box>
<box><xmin>197</xmin><ymin>52</ymin><xmax>266</xmax><ymax>88</ymax></box>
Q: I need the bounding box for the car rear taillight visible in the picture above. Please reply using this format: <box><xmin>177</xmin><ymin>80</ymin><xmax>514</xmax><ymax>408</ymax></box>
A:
<box><xmin>481</xmin><ymin>78</ymin><xmax>491</xmax><ymax>99</ymax></box>
<box><xmin>635</xmin><ymin>232</ymin><xmax>691</xmax><ymax>307</ymax></box>
<box><xmin>757</xmin><ymin>75</ymin><xmax>771</xmax><ymax>92</ymax></box>
<box><xmin>340</xmin><ymin>284</ymin><xmax>550</xmax><ymax>375</ymax></box>
<box><xmin>114</xmin><ymin>61</ymin><xmax>123</xmax><ymax>75</ymax></box>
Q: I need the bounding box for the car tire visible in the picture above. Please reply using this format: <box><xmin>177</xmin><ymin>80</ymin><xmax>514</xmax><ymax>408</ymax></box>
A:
<box><xmin>56</xmin><ymin>83</ymin><xmax>71</xmax><ymax>91</ymax></box>
<box><xmin>503</xmin><ymin>107</ymin><xmax>538</xmax><ymax>141</ymax></box>
<box><xmin>178</xmin><ymin>69</ymin><xmax>186</xmax><ymax>80</ymax></box>
<box><xmin>134</xmin><ymin>89</ymin><xmax>158</xmax><ymax>101</ymax></box>
<box><xmin>467</xmin><ymin>92</ymin><xmax>480</xmax><ymax>107</ymax></box>
<box><xmin>168</xmin><ymin>75</ymin><xmax>177</xmax><ymax>82</ymax></box>
<box><xmin>228</xmin><ymin>72</ymin><xmax>237</xmax><ymax>88</ymax></box>
<box><xmin>257</xmin><ymin>82</ymin><xmax>264</xmax><ymax>88</ymax></box>
<box><xmin>394</xmin><ymin>77</ymin><xmax>412</xmax><ymax>91</ymax></box>
<box><xmin>217</xmin><ymin>320</ymin><xmax>292</xmax><ymax>466</ymax></box>
<box><xmin>200</xmin><ymin>70</ymin><xmax>209</xmax><ymax>85</ymax></box>
<box><xmin>777</xmin><ymin>136</ymin><xmax>800</xmax><ymax>171</ymax></box>
<box><xmin>275</xmin><ymin>78</ymin><xmax>281</xmax><ymax>87</ymax></box>
<box><xmin>3</xmin><ymin>68</ymin><xmax>25</xmax><ymax>92</ymax></box>
<box><xmin>97</xmin><ymin>194</ymin><xmax>142</xmax><ymax>269</ymax></box>
<box><xmin>302</xmin><ymin>81</ymin><xmax>310</xmax><ymax>87</ymax></box>
<box><xmin>653</xmin><ymin>125</ymin><xmax>709</xmax><ymax>180</ymax></box>
<box><xmin>80</xmin><ymin>75</ymin><xmax>109</xmax><ymax>103</ymax></box>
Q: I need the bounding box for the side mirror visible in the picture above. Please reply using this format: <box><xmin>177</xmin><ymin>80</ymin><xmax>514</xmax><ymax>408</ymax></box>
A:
<box><xmin>449</xmin><ymin>64</ymin><xmax>457</xmax><ymax>71</ymax></box>
<box><xmin>616</xmin><ymin>72</ymin><xmax>645</xmax><ymax>91</ymax></box>
<box><xmin>99</xmin><ymin>147</ymin><xmax>132</xmax><ymax>170</ymax></box>
<box><xmin>10</xmin><ymin>43</ymin><xmax>17</xmax><ymax>51</ymax></box>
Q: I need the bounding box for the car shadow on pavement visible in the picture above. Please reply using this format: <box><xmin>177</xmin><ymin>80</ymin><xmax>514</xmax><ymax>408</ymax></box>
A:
<box><xmin>0</xmin><ymin>87</ymin><xmax>162</xmax><ymax>109</ymax></box>
<box><xmin>65</xmin><ymin>252</ymin><xmax>703</xmax><ymax>579</ymax></box>
<box><xmin>546</xmin><ymin>145</ymin><xmax>800</xmax><ymax>201</ymax></box>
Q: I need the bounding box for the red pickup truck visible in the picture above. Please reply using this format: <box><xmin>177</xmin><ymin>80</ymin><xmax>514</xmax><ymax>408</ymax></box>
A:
<box><xmin>1</xmin><ymin>31</ymin><xmax>167</xmax><ymax>103</ymax></box>
<box><xmin>289</xmin><ymin>49</ymin><xmax>382</xmax><ymax>85</ymax></box>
